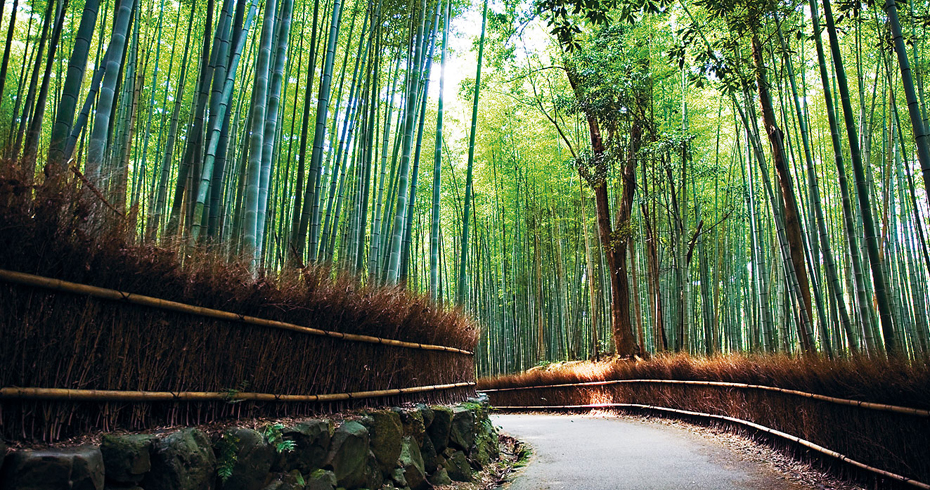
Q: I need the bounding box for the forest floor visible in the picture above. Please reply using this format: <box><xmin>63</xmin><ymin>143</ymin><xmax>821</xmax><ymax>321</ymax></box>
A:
<box><xmin>492</xmin><ymin>412</ymin><xmax>864</xmax><ymax>490</ymax></box>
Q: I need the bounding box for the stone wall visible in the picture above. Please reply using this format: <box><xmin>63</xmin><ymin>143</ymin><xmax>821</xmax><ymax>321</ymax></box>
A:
<box><xmin>0</xmin><ymin>399</ymin><xmax>499</xmax><ymax>490</ymax></box>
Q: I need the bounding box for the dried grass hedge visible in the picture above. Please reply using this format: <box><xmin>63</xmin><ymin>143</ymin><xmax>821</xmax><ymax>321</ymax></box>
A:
<box><xmin>0</xmin><ymin>169</ymin><xmax>479</xmax><ymax>442</ymax></box>
<box><xmin>478</xmin><ymin>354</ymin><xmax>930</xmax><ymax>487</ymax></box>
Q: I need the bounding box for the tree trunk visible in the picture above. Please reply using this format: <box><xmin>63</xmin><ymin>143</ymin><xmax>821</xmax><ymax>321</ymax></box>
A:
<box><xmin>751</xmin><ymin>33</ymin><xmax>815</xmax><ymax>353</ymax></box>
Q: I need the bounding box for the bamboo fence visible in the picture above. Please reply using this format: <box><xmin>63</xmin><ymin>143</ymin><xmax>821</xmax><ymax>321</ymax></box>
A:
<box><xmin>0</xmin><ymin>382</ymin><xmax>476</xmax><ymax>403</ymax></box>
<box><xmin>493</xmin><ymin>402</ymin><xmax>930</xmax><ymax>490</ymax></box>
<box><xmin>0</xmin><ymin>268</ymin><xmax>473</xmax><ymax>355</ymax></box>
<box><xmin>480</xmin><ymin>378</ymin><xmax>930</xmax><ymax>417</ymax></box>
<box><xmin>0</xmin><ymin>267</ymin><xmax>477</xmax><ymax>440</ymax></box>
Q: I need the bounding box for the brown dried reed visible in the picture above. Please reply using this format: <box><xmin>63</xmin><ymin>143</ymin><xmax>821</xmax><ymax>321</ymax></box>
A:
<box><xmin>0</xmin><ymin>166</ymin><xmax>479</xmax><ymax>442</ymax></box>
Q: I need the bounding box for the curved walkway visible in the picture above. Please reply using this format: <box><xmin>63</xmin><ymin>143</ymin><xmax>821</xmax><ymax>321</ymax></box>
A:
<box><xmin>493</xmin><ymin>413</ymin><xmax>809</xmax><ymax>490</ymax></box>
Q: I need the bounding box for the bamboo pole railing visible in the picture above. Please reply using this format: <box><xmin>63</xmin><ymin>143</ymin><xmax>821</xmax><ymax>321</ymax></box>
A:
<box><xmin>0</xmin><ymin>382</ymin><xmax>476</xmax><ymax>403</ymax></box>
<box><xmin>494</xmin><ymin>402</ymin><xmax>930</xmax><ymax>490</ymax></box>
<box><xmin>0</xmin><ymin>269</ymin><xmax>473</xmax><ymax>355</ymax></box>
<box><xmin>479</xmin><ymin>379</ymin><xmax>930</xmax><ymax>417</ymax></box>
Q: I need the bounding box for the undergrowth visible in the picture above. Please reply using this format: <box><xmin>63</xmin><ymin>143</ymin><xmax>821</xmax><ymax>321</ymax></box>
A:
<box><xmin>478</xmin><ymin>353</ymin><xmax>930</xmax><ymax>409</ymax></box>
<box><xmin>0</xmin><ymin>164</ymin><xmax>479</xmax><ymax>441</ymax></box>
<box><xmin>0</xmin><ymin>166</ymin><xmax>479</xmax><ymax>351</ymax></box>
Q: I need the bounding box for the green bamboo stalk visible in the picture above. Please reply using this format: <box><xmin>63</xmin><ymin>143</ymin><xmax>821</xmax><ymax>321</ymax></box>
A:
<box><xmin>821</xmin><ymin>0</ymin><xmax>899</xmax><ymax>355</ymax></box>
<box><xmin>47</xmin><ymin>0</ymin><xmax>98</xmax><ymax>169</ymax></box>
<box><xmin>85</xmin><ymin>0</ymin><xmax>134</xmax><ymax>184</ymax></box>
<box><xmin>430</xmin><ymin>0</ymin><xmax>451</xmax><ymax>300</ymax></box>
<box><xmin>883</xmin><ymin>0</ymin><xmax>930</xmax><ymax>209</ymax></box>
<box><xmin>455</xmin><ymin>0</ymin><xmax>489</xmax><ymax>300</ymax></box>
<box><xmin>299</xmin><ymin>0</ymin><xmax>344</xmax><ymax>262</ymax></box>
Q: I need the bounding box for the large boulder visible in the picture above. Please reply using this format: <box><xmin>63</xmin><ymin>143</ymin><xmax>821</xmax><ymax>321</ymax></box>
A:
<box><xmin>397</xmin><ymin>437</ymin><xmax>429</xmax><ymax>490</ymax></box>
<box><xmin>419</xmin><ymin>435</ymin><xmax>438</xmax><ymax>474</ymax></box>
<box><xmin>274</xmin><ymin>420</ymin><xmax>332</xmax><ymax>474</ymax></box>
<box><xmin>448</xmin><ymin>408</ymin><xmax>475</xmax><ymax>451</ymax></box>
<box><xmin>426</xmin><ymin>407</ymin><xmax>452</xmax><ymax>453</ymax></box>
<box><xmin>363</xmin><ymin>450</ymin><xmax>383</xmax><ymax>489</ymax></box>
<box><xmin>101</xmin><ymin>434</ymin><xmax>154</xmax><ymax>484</ymax></box>
<box><xmin>303</xmin><ymin>469</ymin><xmax>336</xmax><ymax>490</ymax></box>
<box><xmin>415</xmin><ymin>405</ymin><xmax>434</xmax><ymax>430</ymax></box>
<box><xmin>218</xmin><ymin>429</ymin><xmax>275</xmax><ymax>490</ymax></box>
<box><xmin>323</xmin><ymin>422</ymin><xmax>369</xmax><ymax>489</ymax></box>
<box><xmin>1</xmin><ymin>445</ymin><xmax>104</xmax><ymax>490</ymax></box>
<box><xmin>363</xmin><ymin>411</ymin><xmax>402</xmax><ymax>474</ymax></box>
<box><xmin>397</xmin><ymin>409</ymin><xmax>426</xmax><ymax>447</ymax></box>
<box><xmin>144</xmin><ymin>428</ymin><xmax>216</xmax><ymax>490</ymax></box>
<box><xmin>440</xmin><ymin>449</ymin><xmax>472</xmax><ymax>483</ymax></box>
<box><xmin>427</xmin><ymin>467</ymin><xmax>451</xmax><ymax>486</ymax></box>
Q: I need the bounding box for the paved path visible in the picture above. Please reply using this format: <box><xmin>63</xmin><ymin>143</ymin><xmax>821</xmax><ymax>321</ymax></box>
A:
<box><xmin>493</xmin><ymin>413</ymin><xmax>808</xmax><ymax>490</ymax></box>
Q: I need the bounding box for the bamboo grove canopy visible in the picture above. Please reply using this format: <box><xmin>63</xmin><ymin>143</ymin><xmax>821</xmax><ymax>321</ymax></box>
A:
<box><xmin>0</xmin><ymin>0</ymin><xmax>929</xmax><ymax>374</ymax></box>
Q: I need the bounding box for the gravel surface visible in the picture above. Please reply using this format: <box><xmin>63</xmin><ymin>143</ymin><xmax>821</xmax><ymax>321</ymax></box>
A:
<box><xmin>492</xmin><ymin>412</ymin><xmax>864</xmax><ymax>490</ymax></box>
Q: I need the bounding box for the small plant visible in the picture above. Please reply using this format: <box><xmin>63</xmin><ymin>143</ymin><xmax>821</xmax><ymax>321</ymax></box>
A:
<box><xmin>222</xmin><ymin>381</ymin><xmax>250</xmax><ymax>404</ymax></box>
<box><xmin>216</xmin><ymin>432</ymin><xmax>240</xmax><ymax>482</ymax></box>
<box><xmin>263</xmin><ymin>423</ymin><xmax>296</xmax><ymax>454</ymax></box>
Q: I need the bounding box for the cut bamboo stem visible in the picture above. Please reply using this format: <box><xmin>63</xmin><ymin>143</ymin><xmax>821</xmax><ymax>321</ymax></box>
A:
<box><xmin>494</xmin><ymin>403</ymin><xmax>930</xmax><ymax>490</ymax></box>
<box><xmin>0</xmin><ymin>382</ymin><xmax>476</xmax><ymax>403</ymax></box>
<box><xmin>480</xmin><ymin>379</ymin><xmax>930</xmax><ymax>417</ymax></box>
<box><xmin>0</xmin><ymin>268</ymin><xmax>473</xmax><ymax>355</ymax></box>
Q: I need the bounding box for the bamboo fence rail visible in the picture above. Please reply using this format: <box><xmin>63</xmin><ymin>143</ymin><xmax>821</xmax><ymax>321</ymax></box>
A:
<box><xmin>480</xmin><ymin>378</ymin><xmax>930</xmax><ymax>417</ymax></box>
<box><xmin>0</xmin><ymin>268</ymin><xmax>473</xmax><ymax>355</ymax></box>
<box><xmin>0</xmin><ymin>382</ymin><xmax>476</xmax><ymax>403</ymax></box>
<box><xmin>493</xmin><ymin>403</ymin><xmax>930</xmax><ymax>490</ymax></box>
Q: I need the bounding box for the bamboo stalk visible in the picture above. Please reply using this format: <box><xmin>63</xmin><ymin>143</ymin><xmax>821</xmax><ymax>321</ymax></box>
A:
<box><xmin>493</xmin><ymin>402</ymin><xmax>930</xmax><ymax>490</ymax></box>
<box><xmin>480</xmin><ymin>379</ymin><xmax>930</xmax><ymax>417</ymax></box>
<box><xmin>0</xmin><ymin>382</ymin><xmax>476</xmax><ymax>403</ymax></box>
<box><xmin>0</xmin><ymin>269</ymin><xmax>473</xmax><ymax>355</ymax></box>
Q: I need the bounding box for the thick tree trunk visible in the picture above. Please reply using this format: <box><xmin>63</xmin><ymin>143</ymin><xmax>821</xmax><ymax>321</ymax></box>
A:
<box><xmin>564</xmin><ymin>64</ymin><xmax>637</xmax><ymax>357</ymax></box>
<box><xmin>751</xmin><ymin>33</ymin><xmax>815</xmax><ymax>353</ymax></box>
<box><xmin>587</xmin><ymin>114</ymin><xmax>636</xmax><ymax>357</ymax></box>
<box><xmin>613</xmin><ymin>112</ymin><xmax>641</xmax><ymax>357</ymax></box>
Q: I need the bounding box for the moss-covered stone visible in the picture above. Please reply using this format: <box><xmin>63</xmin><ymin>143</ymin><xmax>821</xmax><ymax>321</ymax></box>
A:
<box><xmin>426</xmin><ymin>467</ymin><xmax>451</xmax><ymax>486</ymax></box>
<box><xmin>472</xmin><ymin>415</ymin><xmax>499</xmax><ymax>469</ymax></box>
<box><xmin>1</xmin><ymin>446</ymin><xmax>104</xmax><ymax>490</ymax></box>
<box><xmin>419</xmin><ymin>435</ymin><xmax>437</xmax><ymax>474</ymax></box>
<box><xmin>448</xmin><ymin>408</ymin><xmax>475</xmax><ymax>451</ymax></box>
<box><xmin>389</xmin><ymin>467</ymin><xmax>407</xmax><ymax>487</ymax></box>
<box><xmin>304</xmin><ymin>469</ymin><xmax>336</xmax><ymax>490</ymax></box>
<box><xmin>396</xmin><ymin>410</ymin><xmax>425</xmax><ymax>447</ymax></box>
<box><xmin>275</xmin><ymin>420</ymin><xmax>333</xmax><ymax>474</ymax></box>
<box><xmin>218</xmin><ymin>428</ymin><xmax>275</xmax><ymax>490</ymax></box>
<box><xmin>362</xmin><ymin>411</ymin><xmax>401</xmax><ymax>474</ymax></box>
<box><xmin>440</xmin><ymin>449</ymin><xmax>472</xmax><ymax>483</ymax></box>
<box><xmin>101</xmin><ymin>434</ymin><xmax>154</xmax><ymax>484</ymax></box>
<box><xmin>261</xmin><ymin>470</ymin><xmax>307</xmax><ymax>490</ymax></box>
<box><xmin>397</xmin><ymin>437</ymin><xmax>427</xmax><ymax>490</ymax></box>
<box><xmin>415</xmin><ymin>405</ymin><xmax>433</xmax><ymax>430</ymax></box>
<box><xmin>425</xmin><ymin>408</ymin><xmax>452</xmax><ymax>453</ymax></box>
<box><xmin>144</xmin><ymin>428</ymin><xmax>216</xmax><ymax>490</ymax></box>
<box><xmin>324</xmin><ymin>422</ymin><xmax>369</xmax><ymax>489</ymax></box>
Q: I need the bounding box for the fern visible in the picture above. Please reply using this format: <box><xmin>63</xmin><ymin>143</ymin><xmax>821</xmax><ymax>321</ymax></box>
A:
<box><xmin>263</xmin><ymin>423</ymin><xmax>296</xmax><ymax>454</ymax></box>
<box><xmin>215</xmin><ymin>432</ymin><xmax>240</xmax><ymax>482</ymax></box>
<box><xmin>222</xmin><ymin>381</ymin><xmax>250</xmax><ymax>404</ymax></box>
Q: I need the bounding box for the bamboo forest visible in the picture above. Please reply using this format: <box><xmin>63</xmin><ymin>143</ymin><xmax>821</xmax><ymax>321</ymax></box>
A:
<box><xmin>2</xmin><ymin>0</ymin><xmax>929</xmax><ymax>378</ymax></box>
